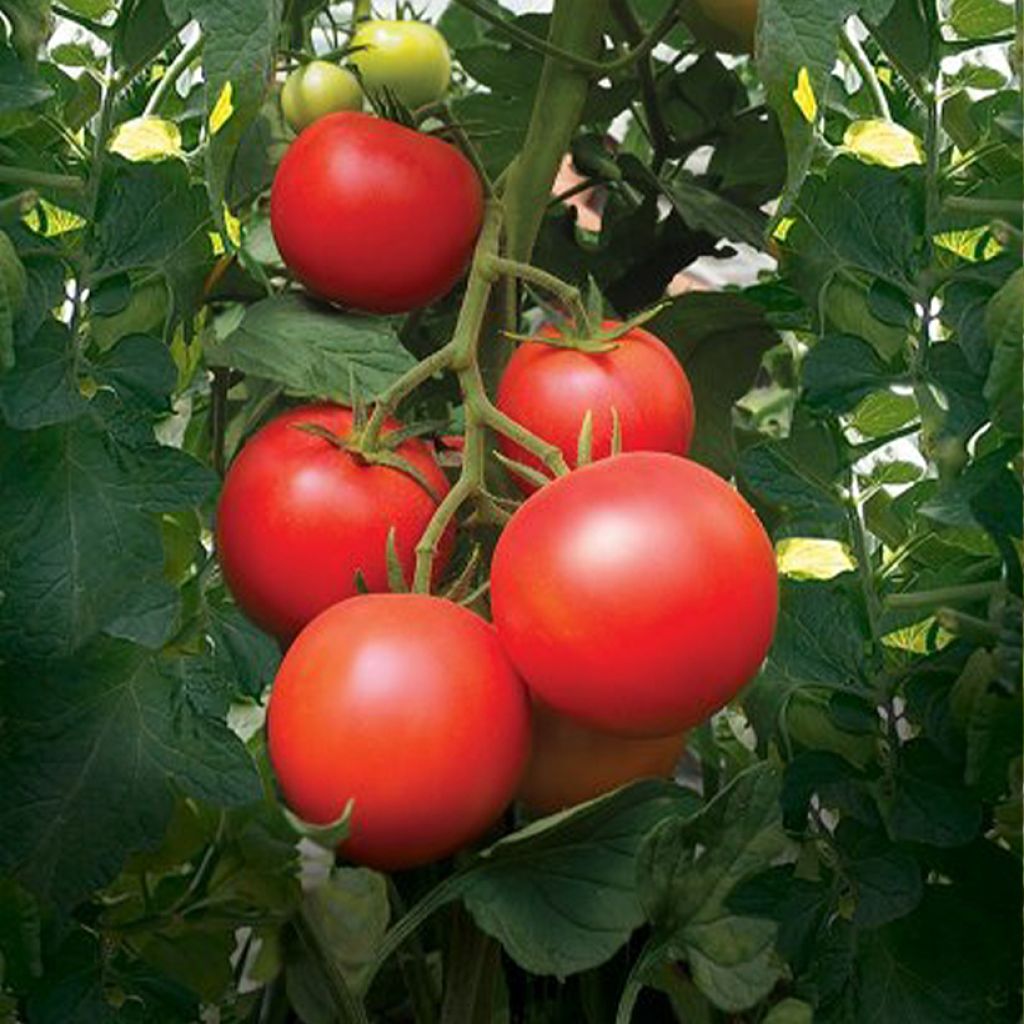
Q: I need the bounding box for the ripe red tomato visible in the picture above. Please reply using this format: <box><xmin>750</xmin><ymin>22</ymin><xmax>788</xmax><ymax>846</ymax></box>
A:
<box><xmin>495</xmin><ymin>320</ymin><xmax>695</xmax><ymax>491</ymax></box>
<box><xmin>216</xmin><ymin>403</ymin><xmax>452</xmax><ymax>642</ymax></box>
<box><xmin>267</xmin><ymin>594</ymin><xmax>531</xmax><ymax>869</ymax></box>
<box><xmin>518</xmin><ymin>701</ymin><xmax>687</xmax><ymax>815</ymax></box>
<box><xmin>490</xmin><ymin>452</ymin><xmax>778</xmax><ymax>738</ymax></box>
<box><xmin>270</xmin><ymin>112</ymin><xmax>484</xmax><ymax>313</ymax></box>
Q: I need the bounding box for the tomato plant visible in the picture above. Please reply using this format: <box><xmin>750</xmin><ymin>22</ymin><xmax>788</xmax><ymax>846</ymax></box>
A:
<box><xmin>349</xmin><ymin>18</ymin><xmax>452</xmax><ymax>110</ymax></box>
<box><xmin>492</xmin><ymin>452</ymin><xmax>779</xmax><ymax>736</ymax></box>
<box><xmin>270</xmin><ymin>111</ymin><xmax>484</xmax><ymax>312</ymax></box>
<box><xmin>496</xmin><ymin>319</ymin><xmax>695</xmax><ymax>488</ymax></box>
<box><xmin>268</xmin><ymin>593</ymin><xmax>530</xmax><ymax>869</ymax></box>
<box><xmin>0</xmin><ymin>2</ymin><xmax>1020</xmax><ymax>1023</ymax></box>
<box><xmin>280</xmin><ymin>59</ymin><xmax>363</xmax><ymax>132</ymax></box>
<box><xmin>216</xmin><ymin>403</ymin><xmax>453</xmax><ymax>641</ymax></box>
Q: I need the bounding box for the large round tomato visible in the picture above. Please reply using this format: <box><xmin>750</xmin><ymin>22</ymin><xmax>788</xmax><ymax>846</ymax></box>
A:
<box><xmin>281</xmin><ymin>61</ymin><xmax>362</xmax><ymax>133</ymax></box>
<box><xmin>490</xmin><ymin>452</ymin><xmax>778</xmax><ymax>738</ymax></box>
<box><xmin>682</xmin><ymin>0</ymin><xmax>758</xmax><ymax>53</ymax></box>
<box><xmin>270</xmin><ymin>112</ymin><xmax>483</xmax><ymax>313</ymax></box>
<box><xmin>267</xmin><ymin>594</ymin><xmax>531</xmax><ymax>869</ymax></box>
<box><xmin>518</xmin><ymin>701</ymin><xmax>687</xmax><ymax>815</ymax></box>
<box><xmin>495</xmin><ymin>320</ymin><xmax>694</xmax><ymax>491</ymax></box>
<box><xmin>216</xmin><ymin>403</ymin><xmax>452</xmax><ymax>642</ymax></box>
<box><xmin>349</xmin><ymin>19</ymin><xmax>451</xmax><ymax>111</ymax></box>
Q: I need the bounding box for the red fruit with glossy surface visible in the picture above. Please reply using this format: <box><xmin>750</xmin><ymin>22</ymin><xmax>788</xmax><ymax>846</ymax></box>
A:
<box><xmin>267</xmin><ymin>594</ymin><xmax>531</xmax><ymax>869</ymax></box>
<box><xmin>270</xmin><ymin>111</ymin><xmax>484</xmax><ymax>313</ymax></box>
<box><xmin>518</xmin><ymin>701</ymin><xmax>687</xmax><ymax>815</ymax></box>
<box><xmin>216</xmin><ymin>403</ymin><xmax>452</xmax><ymax>642</ymax></box>
<box><xmin>491</xmin><ymin>452</ymin><xmax>778</xmax><ymax>738</ymax></box>
<box><xmin>495</xmin><ymin>320</ymin><xmax>695</xmax><ymax>492</ymax></box>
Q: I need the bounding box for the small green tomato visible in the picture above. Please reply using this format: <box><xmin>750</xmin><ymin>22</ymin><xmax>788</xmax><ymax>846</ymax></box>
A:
<box><xmin>349</xmin><ymin>20</ymin><xmax>451</xmax><ymax>111</ymax></box>
<box><xmin>281</xmin><ymin>61</ymin><xmax>363</xmax><ymax>133</ymax></box>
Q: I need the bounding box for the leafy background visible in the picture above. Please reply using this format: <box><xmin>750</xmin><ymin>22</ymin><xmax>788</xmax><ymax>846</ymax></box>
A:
<box><xmin>0</xmin><ymin>0</ymin><xmax>1020</xmax><ymax>1022</ymax></box>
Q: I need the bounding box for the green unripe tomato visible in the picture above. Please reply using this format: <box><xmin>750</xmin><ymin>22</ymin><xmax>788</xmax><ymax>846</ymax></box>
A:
<box><xmin>349</xmin><ymin>20</ymin><xmax>451</xmax><ymax>111</ymax></box>
<box><xmin>0</xmin><ymin>231</ymin><xmax>28</xmax><ymax>316</ymax></box>
<box><xmin>683</xmin><ymin>0</ymin><xmax>758</xmax><ymax>54</ymax></box>
<box><xmin>281</xmin><ymin>61</ymin><xmax>363</xmax><ymax>133</ymax></box>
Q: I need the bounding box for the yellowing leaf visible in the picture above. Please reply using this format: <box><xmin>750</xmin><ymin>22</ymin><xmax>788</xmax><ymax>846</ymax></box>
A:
<box><xmin>222</xmin><ymin>204</ymin><xmax>241</xmax><ymax>248</ymax></box>
<box><xmin>23</xmin><ymin>197</ymin><xmax>86</xmax><ymax>237</ymax></box>
<box><xmin>792</xmin><ymin>67</ymin><xmax>817</xmax><ymax>123</ymax></box>
<box><xmin>209</xmin><ymin>81</ymin><xmax>234</xmax><ymax>135</ymax></box>
<box><xmin>843</xmin><ymin>119</ymin><xmax>925</xmax><ymax>169</ymax></box>
<box><xmin>209</xmin><ymin>231</ymin><xmax>226</xmax><ymax>256</ymax></box>
<box><xmin>772</xmin><ymin>216</ymin><xmax>796</xmax><ymax>242</ymax></box>
<box><xmin>108</xmin><ymin>116</ymin><xmax>183</xmax><ymax>163</ymax></box>
<box><xmin>883</xmin><ymin>617</ymin><xmax>954</xmax><ymax>653</ymax></box>
<box><xmin>776</xmin><ymin>538</ymin><xmax>857</xmax><ymax>581</ymax></box>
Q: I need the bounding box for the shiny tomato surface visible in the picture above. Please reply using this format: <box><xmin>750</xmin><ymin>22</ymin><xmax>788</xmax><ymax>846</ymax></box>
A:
<box><xmin>491</xmin><ymin>452</ymin><xmax>778</xmax><ymax>737</ymax></box>
<box><xmin>267</xmin><ymin>594</ymin><xmax>531</xmax><ymax>869</ymax></box>
<box><xmin>495</xmin><ymin>320</ymin><xmax>695</xmax><ymax>491</ymax></box>
<box><xmin>216</xmin><ymin>403</ymin><xmax>451</xmax><ymax>642</ymax></box>
<box><xmin>518</xmin><ymin>701</ymin><xmax>686</xmax><ymax>815</ymax></box>
<box><xmin>270</xmin><ymin>112</ymin><xmax>483</xmax><ymax>313</ymax></box>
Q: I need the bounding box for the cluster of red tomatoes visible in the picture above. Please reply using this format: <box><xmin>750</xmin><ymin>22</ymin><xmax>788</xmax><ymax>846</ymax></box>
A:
<box><xmin>219</xmin><ymin>19</ymin><xmax>777</xmax><ymax>871</ymax></box>
<box><xmin>217</xmin><ymin>338</ymin><xmax>778</xmax><ymax>870</ymax></box>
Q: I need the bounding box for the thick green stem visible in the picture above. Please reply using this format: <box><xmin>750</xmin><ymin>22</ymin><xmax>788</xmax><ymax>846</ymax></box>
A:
<box><xmin>502</xmin><ymin>0</ymin><xmax>612</xmax><ymax>266</ymax></box>
<box><xmin>943</xmin><ymin>196</ymin><xmax>1024</xmax><ymax>219</ymax></box>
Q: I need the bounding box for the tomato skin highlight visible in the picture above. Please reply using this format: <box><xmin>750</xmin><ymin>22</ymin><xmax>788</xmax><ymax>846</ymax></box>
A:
<box><xmin>496</xmin><ymin>320</ymin><xmax>695</xmax><ymax>491</ymax></box>
<box><xmin>216</xmin><ymin>403</ymin><xmax>452</xmax><ymax>642</ymax></box>
<box><xmin>270</xmin><ymin>112</ymin><xmax>484</xmax><ymax>313</ymax></box>
<box><xmin>490</xmin><ymin>452</ymin><xmax>779</xmax><ymax>738</ymax></box>
<box><xmin>518</xmin><ymin>701</ymin><xmax>686</xmax><ymax>815</ymax></box>
<box><xmin>267</xmin><ymin>594</ymin><xmax>531</xmax><ymax>870</ymax></box>
<box><xmin>349</xmin><ymin>20</ymin><xmax>451</xmax><ymax>110</ymax></box>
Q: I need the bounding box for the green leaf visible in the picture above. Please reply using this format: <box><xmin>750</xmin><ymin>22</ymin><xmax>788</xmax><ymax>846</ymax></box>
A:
<box><xmin>836</xmin><ymin>821</ymin><xmax>922</xmax><ymax>928</ymax></box>
<box><xmin>460</xmin><ymin>781</ymin><xmax>699</xmax><ymax>977</ymax></box>
<box><xmin>205</xmin><ymin>293</ymin><xmax>416</xmax><ymax>401</ymax></box>
<box><xmin>743</xmin><ymin>581</ymin><xmax>869</xmax><ymax>746</ymax></box>
<box><xmin>764</xmin><ymin>999</ymin><xmax>814</xmax><ymax>1024</ymax></box>
<box><xmin>786</xmin><ymin>159</ymin><xmax>926</xmax><ymax>311</ymax></box>
<box><xmin>0</xmin><ymin>319</ymin><xmax>85</xmax><ymax>429</ymax></box>
<box><xmin>0</xmin><ymin>41</ymin><xmax>51</xmax><ymax>111</ymax></box>
<box><xmin>206</xmin><ymin>591</ymin><xmax>281</xmax><ymax>700</ymax></box>
<box><xmin>739</xmin><ymin>428</ymin><xmax>847</xmax><ymax>538</ymax></box>
<box><xmin>0</xmin><ymin>641</ymin><xmax>260</xmax><ymax>910</ymax></box>
<box><xmin>636</xmin><ymin>766</ymin><xmax>794</xmax><ymax>1012</ymax></box>
<box><xmin>755</xmin><ymin>0</ymin><xmax>896</xmax><ymax>200</ymax></box>
<box><xmin>187</xmin><ymin>0</ymin><xmax>284</xmax><ymax>229</ymax></box>
<box><xmin>659</xmin><ymin>172</ymin><xmax>768</xmax><ymax>249</ymax></box>
<box><xmin>949</xmin><ymin>0</ymin><xmax>1016</xmax><ymax>37</ymax></box>
<box><xmin>984</xmin><ymin>267</ymin><xmax>1023</xmax><ymax>435</ymax></box>
<box><xmin>884</xmin><ymin>739</ymin><xmax>983</xmax><ymax>847</ymax></box>
<box><xmin>93</xmin><ymin>159</ymin><xmax>214</xmax><ymax>325</ymax></box>
<box><xmin>802</xmin><ymin>334</ymin><xmax>896</xmax><ymax>415</ymax></box>
<box><xmin>0</xmin><ymin>419</ymin><xmax>215</xmax><ymax>662</ymax></box>
<box><xmin>649</xmin><ymin>292</ymin><xmax>780</xmax><ymax>476</ymax></box>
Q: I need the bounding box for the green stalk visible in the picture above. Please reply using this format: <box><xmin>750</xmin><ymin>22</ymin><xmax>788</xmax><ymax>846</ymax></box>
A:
<box><xmin>0</xmin><ymin>166</ymin><xmax>83</xmax><ymax>193</ymax></box>
<box><xmin>886</xmin><ymin>581</ymin><xmax>1002</xmax><ymax>610</ymax></box>
<box><xmin>439</xmin><ymin>907</ymin><xmax>501</xmax><ymax>1024</ymax></box>
<box><xmin>502</xmin><ymin>0</ymin><xmax>611</xmax><ymax>266</ymax></box>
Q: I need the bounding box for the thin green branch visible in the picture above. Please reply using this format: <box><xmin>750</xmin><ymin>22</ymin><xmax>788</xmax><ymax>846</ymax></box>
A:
<box><xmin>886</xmin><ymin>581</ymin><xmax>1002</xmax><ymax>610</ymax></box>
<box><xmin>143</xmin><ymin>31</ymin><xmax>203</xmax><ymax>116</ymax></box>
<box><xmin>0</xmin><ymin>166</ymin><xmax>83</xmax><ymax>193</ymax></box>
<box><xmin>452</xmin><ymin>0</ymin><xmax>684</xmax><ymax>76</ymax></box>
<box><xmin>943</xmin><ymin>196</ymin><xmax>1024</xmax><ymax>219</ymax></box>
<box><xmin>840</xmin><ymin>24</ymin><xmax>891</xmax><ymax>120</ymax></box>
<box><xmin>483</xmin><ymin>255</ymin><xmax>590</xmax><ymax>330</ymax></box>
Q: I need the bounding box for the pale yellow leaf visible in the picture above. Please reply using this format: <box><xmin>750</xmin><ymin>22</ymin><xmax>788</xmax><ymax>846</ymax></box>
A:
<box><xmin>776</xmin><ymin>538</ymin><xmax>857</xmax><ymax>581</ymax></box>
<box><xmin>793</xmin><ymin>67</ymin><xmax>818</xmax><ymax>123</ymax></box>
<box><xmin>108</xmin><ymin>116</ymin><xmax>183</xmax><ymax>162</ymax></box>
<box><xmin>209</xmin><ymin>81</ymin><xmax>234</xmax><ymax>135</ymax></box>
<box><xmin>222</xmin><ymin>204</ymin><xmax>242</xmax><ymax>248</ymax></box>
<box><xmin>843</xmin><ymin>119</ymin><xmax>925</xmax><ymax>169</ymax></box>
